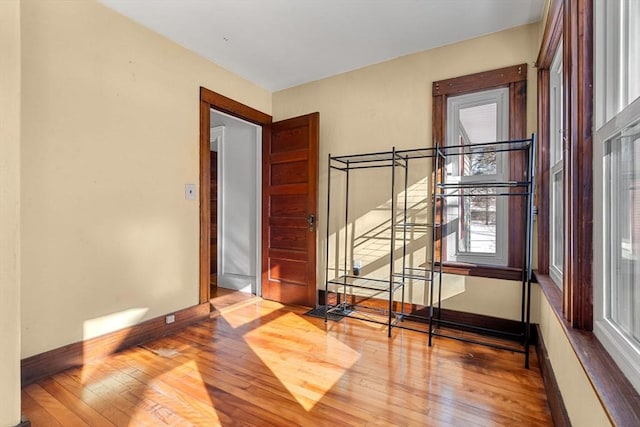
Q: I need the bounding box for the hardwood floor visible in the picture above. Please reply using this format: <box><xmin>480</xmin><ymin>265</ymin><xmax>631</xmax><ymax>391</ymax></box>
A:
<box><xmin>22</xmin><ymin>293</ymin><xmax>552</xmax><ymax>426</ymax></box>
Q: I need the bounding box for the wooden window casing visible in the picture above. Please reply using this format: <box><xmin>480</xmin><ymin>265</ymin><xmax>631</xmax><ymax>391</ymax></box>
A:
<box><xmin>537</xmin><ymin>0</ymin><xmax>593</xmax><ymax>329</ymax></box>
<box><xmin>432</xmin><ymin>64</ymin><xmax>527</xmax><ymax>280</ymax></box>
<box><xmin>535</xmin><ymin>3</ymin><xmax>640</xmax><ymax>425</ymax></box>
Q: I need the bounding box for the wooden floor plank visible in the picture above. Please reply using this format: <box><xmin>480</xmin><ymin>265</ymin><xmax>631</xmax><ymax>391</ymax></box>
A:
<box><xmin>38</xmin><ymin>378</ymin><xmax>116</xmax><ymax>427</ymax></box>
<box><xmin>21</xmin><ymin>392</ymin><xmax>64</xmax><ymax>427</ymax></box>
<box><xmin>23</xmin><ymin>292</ymin><xmax>552</xmax><ymax>426</ymax></box>
<box><xmin>23</xmin><ymin>384</ymin><xmax>90</xmax><ymax>427</ymax></box>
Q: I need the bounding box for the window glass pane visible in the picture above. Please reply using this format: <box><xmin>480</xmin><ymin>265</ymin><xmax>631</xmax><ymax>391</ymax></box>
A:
<box><xmin>626</xmin><ymin>0</ymin><xmax>640</xmax><ymax>105</ymax></box>
<box><xmin>550</xmin><ymin>44</ymin><xmax>563</xmax><ymax>166</ymax></box>
<box><xmin>551</xmin><ymin>82</ymin><xmax>563</xmax><ymax>164</ymax></box>
<box><xmin>606</xmin><ymin>121</ymin><xmax>640</xmax><ymax>346</ymax></box>
<box><xmin>552</xmin><ymin>170</ymin><xmax>564</xmax><ymax>270</ymax></box>
<box><xmin>445</xmin><ymin>87</ymin><xmax>508</xmax><ymax>265</ymax></box>
<box><xmin>456</xmin><ymin>189</ymin><xmax>497</xmax><ymax>254</ymax></box>
<box><xmin>458</xmin><ymin>103</ymin><xmax>498</xmax><ymax>176</ymax></box>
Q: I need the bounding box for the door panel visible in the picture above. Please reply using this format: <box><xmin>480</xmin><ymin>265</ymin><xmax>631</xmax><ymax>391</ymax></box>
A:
<box><xmin>271</xmin><ymin>127</ymin><xmax>309</xmax><ymax>152</ymax></box>
<box><xmin>269</xmin><ymin>226</ymin><xmax>307</xmax><ymax>251</ymax></box>
<box><xmin>271</xmin><ymin>161</ymin><xmax>308</xmax><ymax>185</ymax></box>
<box><xmin>268</xmin><ymin>259</ymin><xmax>307</xmax><ymax>285</ymax></box>
<box><xmin>262</xmin><ymin>113</ymin><xmax>319</xmax><ymax>307</ymax></box>
<box><xmin>270</xmin><ymin>194</ymin><xmax>307</xmax><ymax>217</ymax></box>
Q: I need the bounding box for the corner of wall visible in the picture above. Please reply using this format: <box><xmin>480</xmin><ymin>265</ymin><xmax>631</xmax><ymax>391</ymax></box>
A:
<box><xmin>0</xmin><ymin>0</ymin><xmax>22</xmax><ymax>424</ymax></box>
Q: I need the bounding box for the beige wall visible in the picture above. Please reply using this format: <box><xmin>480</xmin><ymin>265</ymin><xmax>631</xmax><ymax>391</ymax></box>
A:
<box><xmin>5</xmin><ymin>1</ymin><xmax>616</xmax><ymax>423</ymax></box>
<box><xmin>0</xmin><ymin>0</ymin><xmax>22</xmax><ymax>424</ymax></box>
<box><xmin>20</xmin><ymin>0</ymin><xmax>271</xmax><ymax>358</ymax></box>
<box><xmin>536</xmin><ymin>289</ymin><xmax>612</xmax><ymax>426</ymax></box>
<box><xmin>274</xmin><ymin>23</ymin><xmax>540</xmax><ymax>315</ymax></box>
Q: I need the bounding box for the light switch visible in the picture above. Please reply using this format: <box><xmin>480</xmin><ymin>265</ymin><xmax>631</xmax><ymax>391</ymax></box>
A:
<box><xmin>185</xmin><ymin>183</ymin><xmax>197</xmax><ymax>200</ymax></box>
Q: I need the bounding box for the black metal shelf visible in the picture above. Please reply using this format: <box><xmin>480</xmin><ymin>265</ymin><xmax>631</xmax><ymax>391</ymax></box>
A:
<box><xmin>392</xmin><ymin>267</ymin><xmax>434</xmax><ymax>282</ymax></box>
<box><xmin>429</xmin><ymin>135</ymin><xmax>536</xmax><ymax>368</ymax></box>
<box><xmin>323</xmin><ymin>135</ymin><xmax>536</xmax><ymax>367</ymax></box>
<box><xmin>395</xmin><ymin>222</ymin><xmax>439</xmax><ymax>229</ymax></box>
<box><xmin>327</xmin><ymin>275</ymin><xmax>405</xmax><ymax>293</ymax></box>
<box><xmin>436</xmin><ymin>181</ymin><xmax>529</xmax><ymax>189</ymax></box>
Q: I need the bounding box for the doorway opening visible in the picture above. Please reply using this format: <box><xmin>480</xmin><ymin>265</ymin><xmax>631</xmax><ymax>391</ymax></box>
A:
<box><xmin>210</xmin><ymin>109</ymin><xmax>262</xmax><ymax>296</ymax></box>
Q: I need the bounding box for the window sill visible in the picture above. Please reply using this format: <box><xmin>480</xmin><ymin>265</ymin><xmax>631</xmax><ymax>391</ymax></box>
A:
<box><xmin>534</xmin><ymin>271</ymin><xmax>640</xmax><ymax>426</ymax></box>
<box><xmin>439</xmin><ymin>262</ymin><xmax>523</xmax><ymax>281</ymax></box>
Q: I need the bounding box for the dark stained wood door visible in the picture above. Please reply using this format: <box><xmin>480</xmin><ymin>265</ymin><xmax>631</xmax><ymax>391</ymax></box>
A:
<box><xmin>262</xmin><ymin>113</ymin><xmax>319</xmax><ymax>307</ymax></box>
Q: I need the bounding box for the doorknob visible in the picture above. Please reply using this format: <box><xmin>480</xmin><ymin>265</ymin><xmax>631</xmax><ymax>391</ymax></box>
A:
<box><xmin>307</xmin><ymin>214</ymin><xmax>316</xmax><ymax>231</ymax></box>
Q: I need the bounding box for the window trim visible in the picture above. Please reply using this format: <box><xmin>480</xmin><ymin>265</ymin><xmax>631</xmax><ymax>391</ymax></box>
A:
<box><xmin>562</xmin><ymin>0</ymin><xmax>594</xmax><ymax>330</ymax></box>
<box><xmin>444</xmin><ymin>87</ymin><xmax>510</xmax><ymax>266</ymax></box>
<box><xmin>535</xmin><ymin>0</ymin><xmax>563</xmax><ymax>278</ymax></box>
<box><xmin>537</xmin><ymin>0</ymin><xmax>593</xmax><ymax>328</ymax></box>
<box><xmin>549</xmin><ymin>43</ymin><xmax>564</xmax><ymax>288</ymax></box>
<box><xmin>432</xmin><ymin>63</ymin><xmax>528</xmax><ymax>277</ymax></box>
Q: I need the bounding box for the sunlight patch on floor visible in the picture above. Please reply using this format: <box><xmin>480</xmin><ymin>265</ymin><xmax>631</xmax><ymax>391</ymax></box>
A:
<box><xmin>80</xmin><ymin>307</ymin><xmax>149</xmax><ymax>383</ymax></box>
<box><xmin>138</xmin><ymin>359</ymin><xmax>221</xmax><ymax>425</ymax></box>
<box><xmin>243</xmin><ymin>312</ymin><xmax>360</xmax><ymax>411</ymax></box>
<box><xmin>220</xmin><ymin>299</ymin><xmax>284</xmax><ymax>329</ymax></box>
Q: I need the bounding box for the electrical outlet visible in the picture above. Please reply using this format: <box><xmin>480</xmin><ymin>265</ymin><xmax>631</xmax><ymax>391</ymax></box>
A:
<box><xmin>165</xmin><ymin>314</ymin><xmax>175</xmax><ymax>324</ymax></box>
<box><xmin>185</xmin><ymin>184</ymin><xmax>197</xmax><ymax>200</ymax></box>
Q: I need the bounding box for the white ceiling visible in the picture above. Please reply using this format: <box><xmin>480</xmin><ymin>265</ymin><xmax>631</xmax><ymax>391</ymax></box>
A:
<box><xmin>97</xmin><ymin>0</ymin><xmax>544</xmax><ymax>91</ymax></box>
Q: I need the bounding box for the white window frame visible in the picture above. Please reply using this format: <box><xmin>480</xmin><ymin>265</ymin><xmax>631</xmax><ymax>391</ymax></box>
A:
<box><xmin>593</xmin><ymin>0</ymin><xmax>640</xmax><ymax>394</ymax></box>
<box><xmin>445</xmin><ymin>88</ymin><xmax>509</xmax><ymax>266</ymax></box>
<box><xmin>549</xmin><ymin>41</ymin><xmax>564</xmax><ymax>288</ymax></box>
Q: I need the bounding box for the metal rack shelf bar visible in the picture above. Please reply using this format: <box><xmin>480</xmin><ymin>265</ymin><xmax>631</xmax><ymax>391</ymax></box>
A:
<box><xmin>331</xmin><ymin>162</ymin><xmax>407</xmax><ymax>171</ymax></box>
<box><xmin>330</xmin><ymin>150</ymin><xmax>398</xmax><ymax>164</ymax></box>
<box><xmin>436</xmin><ymin>191</ymin><xmax>530</xmax><ymax>198</ymax></box>
<box><xmin>325</xmin><ymin>286</ymin><xmax>405</xmax><ymax>296</ymax></box>
<box><xmin>397</xmin><ymin>267</ymin><xmax>435</xmax><ymax>273</ymax></box>
<box><xmin>392</xmin><ymin>273</ymin><xmax>433</xmax><ymax>281</ymax></box>
<box><xmin>326</xmin><ymin>278</ymin><xmax>405</xmax><ymax>288</ymax></box>
<box><xmin>436</xmin><ymin>181</ymin><xmax>529</xmax><ymax>189</ymax></box>
<box><xmin>435</xmin><ymin>137</ymin><xmax>532</xmax><ymax>153</ymax></box>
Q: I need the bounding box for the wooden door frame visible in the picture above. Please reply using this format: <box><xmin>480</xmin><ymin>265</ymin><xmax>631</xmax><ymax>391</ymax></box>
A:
<box><xmin>199</xmin><ymin>87</ymin><xmax>272</xmax><ymax>303</ymax></box>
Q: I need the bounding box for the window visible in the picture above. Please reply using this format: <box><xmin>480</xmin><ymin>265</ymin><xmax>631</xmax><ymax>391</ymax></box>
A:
<box><xmin>445</xmin><ymin>88</ymin><xmax>509</xmax><ymax>265</ymax></box>
<box><xmin>594</xmin><ymin>0</ymin><xmax>640</xmax><ymax>393</ymax></box>
<box><xmin>432</xmin><ymin>64</ymin><xmax>528</xmax><ymax>279</ymax></box>
<box><xmin>549</xmin><ymin>43</ymin><xmax>564</xmax><ymax>288</ymax></box>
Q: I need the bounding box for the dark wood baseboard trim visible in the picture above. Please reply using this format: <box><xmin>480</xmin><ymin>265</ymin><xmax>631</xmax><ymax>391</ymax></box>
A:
<box><xmin>535</xmin><ymin>324</ymin><xmax>570</xmax><ymax>427</ymax></box>
<box><xmin>21</xmin><ymin>302</ymin><xmax>211</xmax><ymax>386</ymax></box>
<box><xmin>15</xmin><ymin>415</ymin><xmax>31</xmax><ymax>427</ymax></box>
<box><xmin>318</xmin><ymin>290</ymin><xmax>531</xmax><ymax>342</ymax></box>
<box><xmin>535</xmin><ymin>272</ymin><xmax>640</xmax><ymax>426</ymax></box>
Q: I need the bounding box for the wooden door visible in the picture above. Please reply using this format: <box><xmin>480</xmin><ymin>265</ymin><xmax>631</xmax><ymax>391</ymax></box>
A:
<box><xmin>262</xmin><ymin>113</ymin><xmax>319</xmax><ymax>307</ymax></box>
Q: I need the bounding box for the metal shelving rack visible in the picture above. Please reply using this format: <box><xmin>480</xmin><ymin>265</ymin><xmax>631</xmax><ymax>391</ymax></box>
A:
<box><xmin>430</xmin><ymin>135</ymin><xmax>536</xmax><ymax>368</ymax></box>
<box><xmin>323</xmin><ymin>135</ymin><xmax>536</xmax><ymax>367</ymax></box>
<box><xmin>324</xmin><ymin>148</ymin><xmax>411</xmax><ymax>337</ymax></box>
